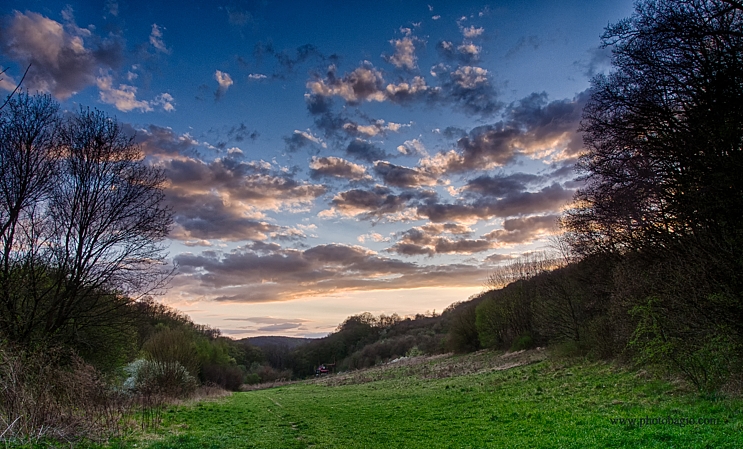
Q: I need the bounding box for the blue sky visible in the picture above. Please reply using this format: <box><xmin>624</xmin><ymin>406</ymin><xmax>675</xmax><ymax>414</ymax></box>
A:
<box><xmin>0</xmin><ymin>0</ymin><xmax>634</xmax><ymax>338</ymax></box>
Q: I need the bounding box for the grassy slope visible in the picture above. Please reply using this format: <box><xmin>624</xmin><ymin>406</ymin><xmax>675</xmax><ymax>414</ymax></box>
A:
<box><xmin>140</xmin><ymin>350</ymin><xmax>742</xmax><ymax>449</ymax></box>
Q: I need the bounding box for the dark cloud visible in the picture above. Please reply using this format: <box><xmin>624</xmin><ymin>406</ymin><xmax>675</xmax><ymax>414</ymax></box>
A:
<box><xmin>436</xmin><ymin>40</ymin><xmax>480</xmax><ymax>64</ymax></box>
<box><xmin>168</xmin><ymin>192</ymin><xmax>283</xmax><ymax>241</ymax></box>
<box><xmin>505</xmin><ymin>35</ymin><xmax>542</xmax><ymax>58</ymax></box>
<box><xmin>0</xmin><ymin>10</ymin><xmax>123</xmax><ymax>99</ymax></box>
<box><xmin>462</xmin><ymin>173</ymin><xmax>543</xmax><ymax>198</ymax></box>
<box><xmin>421</xmin><ymin>90</ymin><xmax>588</xmax><ymax>175</ymax></box>
<box><xmin>175</xmin><ymin>243</ymin><xmax>416</xmax><ymax>289</ymax></box>
<box><xmin>306</xmin><ymin>61</ymin><xmax>500</xmax><ymax>123</ymax></box>
<box><xmin>387</xmin><ymin>222</ymin><xmax>493</xmax><ymax>256</ymax></box>
<box><xmin>254</xmin><ymin>42</ymin><xmax>331</xmax><ymax>78</ymax></box>
<box><xmin>441</xmin><ymin>66</ymin><xmax>501</xmax><ymax>116</ymax></box>
<box><xmin>133</xmin><ymin>124</ymin><xmax>199</xmax><ymax>157</ymax></box>
<box><xmin>483</xmin><ymin>214</ymin><xmax>560</xmax><ymax>245</ymax></box>
<box><xmin>284</xmin><ymin>130</ymin><xmax>325</xmax><ymax>152</ymax></box>
<box><xmin>345</xmin><ymin>139</ymin><xmax>388</xmax><ymax>162</ymax></box>
<box><xmin>171</xmin><ymin>243</ymin><xmax>491</xmax><ymax>302</ymax></box>
<box><xmin>163</xmin><ymin>156</ymin><xmax>318</xmax><ymax>243</ymax></box>
<box><xmin>328</xmin><ymin>186</ymin><xmax>436</xmax><ymax>221</ymax></box>
<box><xmin>441</xmin><ymin>126</ymin><xmax>467</xmax><ymax>140</ymax></box>
<box><xmin>207</xmin><ymin>122</ymin><xmax>259</xmax><ymax>150</ymax></box>
<box><xmin>306</xmin><ymin>63</ymin><xmax>386</xmax><ymax>105</ymax></box>
<box><xmin>574</xmin><ymin>46</ymin><xmax>612</xmax><ymax>78</ymax></box>
<box><xmin>417</xmin><ymin>183</ymin><xmax>573</xmax><ymax>223</ymax></box>
<box><xmin>309</xmin><ymin>156</ymin><xmax>370</xmax><ymax>181</ymax></box>
<box><xmin>373</xmin><ymin>161</ymin><xmax>437</xmax><ymax>188</ymax></box>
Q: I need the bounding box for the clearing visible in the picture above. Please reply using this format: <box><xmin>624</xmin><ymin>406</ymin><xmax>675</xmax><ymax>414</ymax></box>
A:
<box><xmin>133</xmin><ymin>349</ymin><xmax>741</xmax><ymax>448</ymax></box>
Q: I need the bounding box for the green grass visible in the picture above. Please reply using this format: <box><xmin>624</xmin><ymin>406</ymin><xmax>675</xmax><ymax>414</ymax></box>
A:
<box><xmin>129</xmin><ymin>351</ymin><xmax>741</xmax><ymax>449</ymax></box>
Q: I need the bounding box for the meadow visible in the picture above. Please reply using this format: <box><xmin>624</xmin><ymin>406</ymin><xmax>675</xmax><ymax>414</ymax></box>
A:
<box><xmin>127</xmin><ymin>349</ymin><xmax>742</xmax><ymax>449</ymax></box>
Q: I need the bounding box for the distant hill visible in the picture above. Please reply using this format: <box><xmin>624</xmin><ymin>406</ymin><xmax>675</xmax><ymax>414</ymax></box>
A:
<box><xmin>240</xmin><ymin>336</ymin><xmax>315</xmax><ymax>349</ymax></box>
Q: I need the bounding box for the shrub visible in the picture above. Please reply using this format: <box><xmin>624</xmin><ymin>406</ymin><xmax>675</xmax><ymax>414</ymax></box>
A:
<box><xmin>0</xmin><ymin>343</ymin><xmax>132</xmax><ymax>444</ymax></box>
<box><xmin>123</xmin><ymin>358</ymin><xmax>198</xmax><ymax>398</ymax></box>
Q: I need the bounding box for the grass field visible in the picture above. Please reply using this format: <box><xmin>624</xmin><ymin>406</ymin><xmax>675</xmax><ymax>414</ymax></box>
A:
<box><xmin>125</xmin><ymin>349</ymin><xmax>742</xmax><ymax>449</ymax></box>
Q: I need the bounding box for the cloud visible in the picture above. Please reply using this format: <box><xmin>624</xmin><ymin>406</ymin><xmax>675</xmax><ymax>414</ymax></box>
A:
<box><xmin>225</xmin><ymin>4</ymin><xmax>253</xmax><ymax>27</ymax></box>
<box><xmin>134</xmin><ymin>128</ymin><xmax>326</xmax><ymax>242</ymax></box>
<box><xmin>163</xmin><ymin>156</ymin><xmax>326</xmax><ymax>213</ymax></box>
<box><xmin>168</xmin><ymin>192</ymin><xmax>285</xmax><ymax>241</ymax></box>
<box><xmin>309</xmin><ymin>156</ymin><xmax>371</xmax><ymax>181</ymax></box>
<box><xmin>483</xmin><ymin>214</ymin><xmax>560</xmax><ymax>246</ymax></box>
<box><xmin>384</xmin><ymin>76</ymin><xmax>436</xmax><ymax>103</ymax></box>
<box><xmin>462</xmin><ymin>26</ymin><xmax>484</xmax><ymax>39</ymax></box>
<box><xmin>397</xmin><ymin>139</ymin><xmax>427</xmax><ymax>156</ymax></box>
<box><xmin>171</xmin><ymin>242</ymin><xmax>491</xmax><ymax>302</ymax></box>
<box><xmin>505</xmin><ymin>35</ymin><xmax>541</xmax><ymax>58</ymax></box>
<box><xmin>574</xmin><ymin>46</ymin><xmax>612</xmax><ymax>78</ymax></box>
<box><xmin>306</xmin><ymin>61</ymin><xmax>499</xmax><ymax>119</ymax></box>
<box><xmin>214</xmin><ymin>70</ymin><xmax>233</xmax><ymax>100</ymax></box>
<box><xmin>134</xmin><ymin>124</ymin><xmax>199</xmax><ymax>157</ymax></box>
<box><xmin>417</xmin><ymin>183</ymin><xmax>573</xmax><ymax>223</ymax></box>
<box><xmin>325</xmin><ymin>186</ymin><xmax>435</xmax><ymax>221</ymax></box>
<box><xmin>373</xmin><ymin>161</ymin><xmax>438</xmax><ymax>188</ymax></box>
<box><xmin>345</xmin><ymin>139</ymin><xmax>389</xmax><ymax>162</ymax></box>
<box><xmin>419</xmin><ymin>90</ymin><xmax>588</xmax><ymax>176</ymax></box>
<box><xmin>284</xmin><ymin>129</ymin><xmax>327</xmax><ymax>152</ymax></box>
<box><xmin>96</xmin><ymin>71</ymin><xmax>153</xmax><ymax>112</ymax></box>
<box><xmin>0</xmin><ymin>10</ymin><xmax>123</xmax><ymax>99</ymax></box>
<box><xmin>387</xmin><ymin>222</ymin><xmax>491</xmax><ymax>256</ymax></box>
<box><xmin>254</xmin><ymin>42</ymin><xmax>329</xmax><ymax>78</ymax></box>
<box><xmin>462</xmin><ymin>173</ymin><xmax>543</xmax><ymax>198</ymax></box>
<box><xmin>224</xmin><ymin>316</ymin><xmax>309</xmax><ymax>325</ymax></box>
<box><xmin>149</xmin><ymin>24</ymin><xmax>170</xmax><ymax>54</ymax></box>
<box><xmin>385</xmin><ymin>37</ymin><xmax>417</xmax><ymax>70</ymax></box>
<box><xmin>153</xmin><ymin>93</ymin><xmax>176</xmax><ymax>111</ymax></box>
<box><xmin>440</xmin><ymin>66</ymin><xmax>500</xmax><ymax>115</ymax></box>
<box><xmin>342</xmin><ymin>119</ymin><xmax>408</xmax><ymax>138</ymax></box>
<box><xmin>306</xmin><ymin>63</ymin><xmax>386</xmax><ymax>104</ymax></box>
<box><xmin>357</xmin><ymin>232</ymin><xmax>389</xmax><ymax>243</ymax></box>
<box><xmin>436</xmin><ymin>40</ymin><xmax>480</xmax><ymax>64</ymax></box>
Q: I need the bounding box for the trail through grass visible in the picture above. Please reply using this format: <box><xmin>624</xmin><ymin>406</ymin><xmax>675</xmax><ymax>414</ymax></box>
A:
<box><xmin>136</xmin><ymin>350</ymin><xmax>740</xmax><ymax>448</ymax></box>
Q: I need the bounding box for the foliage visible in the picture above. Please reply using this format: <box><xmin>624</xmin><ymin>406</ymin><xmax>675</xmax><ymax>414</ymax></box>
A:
<box><xmin>443</xmin><ymin>300</ymin><xmax>480</xmax><ymax>353</ymax></box>
<box><xmin>559</xmin><ymin>0</ymin><xmax>743</xmax><ymax>390</ymax></box>
<box><xmin>123</xmin><ymin>358</ymin><xmax>198</xmax><ymax>399</ymax></box>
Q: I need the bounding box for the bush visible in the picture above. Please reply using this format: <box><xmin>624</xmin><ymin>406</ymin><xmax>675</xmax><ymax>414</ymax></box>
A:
<box><xmin>0</xmin><ymin>343</ymin><xmax>132</xmax><ymax>444</ymax></box>
<box><xmin>123</xmin><ymin>358</ymin><xmax>198</xmax><ymax>398</ymax></box>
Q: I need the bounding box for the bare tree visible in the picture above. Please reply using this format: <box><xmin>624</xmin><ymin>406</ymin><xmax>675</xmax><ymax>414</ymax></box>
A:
<box><xmin>486</xmin><ymin>251</ymin><xmax>561</xmax><ymax>290</ymax></box>
<box><xmin>0</xmin><ymin>94</ymin><xmax>173</xmax><ymax>352</ymax></box>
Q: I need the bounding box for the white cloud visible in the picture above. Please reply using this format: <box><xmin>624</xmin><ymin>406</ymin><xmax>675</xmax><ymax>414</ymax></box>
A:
<box><xmin>214</xmin><ymin>70</ymin><xmax>234</xmax><ymax>99</ymax></box>
<box><xmin>458</xmin><ymin>43</ymin><xmax>481</xmax><ymax>58</ymax></box>
<box><xmin>462</xmin><ymin>26</ymin><xmax>485</xmax><ymax>39</ymax></box>
<box><xmin>249</xmin><ymin>73</ymin><xmax>267</xmax><ymax>80</ymax></box>
<box><xmin>306</xmin><ymin>64</ymin><xmax>386</xmax><ymax>103</ymax></box>
<box><xmin>396</xmin><ymin>138</ymin><xmax>428</xmax><ymax>156</ymax></box>
<box><xmin>451</xmin><ymin>66</ymin><xmax>489</xmax><ymax>88</ymax></box>
<box><xmin>96</xmin><ymin>72</ymin><xmax>153</xmax><ymax>112</ymax></box>
<box><xmin>154</xmin><ymin>92</ymin><xmax>176</xmax><ymax>112</ymax></box>
<box><xmin>149</xmin><ymin>24</ymin><xmax>170</xmax><ymax>53</ymax></box>
<box><xmin>387</xmin><ymin>37</ymin><xmax>417</xmax><ymax>70</ymax></box>
<box><xmin>96</xmin><ymin>71</ymin><xmax>175</xmax><ymax>112</ymax></box>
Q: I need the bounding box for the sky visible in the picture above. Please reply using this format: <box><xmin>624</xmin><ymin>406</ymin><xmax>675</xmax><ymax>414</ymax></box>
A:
<box><xmin>0</xmin><ymin>0</ymin><xmax>635</xmax><ymax>338</ymax></box>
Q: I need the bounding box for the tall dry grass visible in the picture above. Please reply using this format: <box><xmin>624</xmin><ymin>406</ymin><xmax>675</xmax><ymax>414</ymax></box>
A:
<box><xmin>0</xmin><ymin>344</ymin><xmax>134</xmax><ymax>444</ymax></box>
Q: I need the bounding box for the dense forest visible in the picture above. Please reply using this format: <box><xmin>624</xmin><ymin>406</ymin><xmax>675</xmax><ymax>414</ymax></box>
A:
<box><xmin>1</xmin><ymin>0</ymin><xmax>742</xmax><ymax>444</ymax></box>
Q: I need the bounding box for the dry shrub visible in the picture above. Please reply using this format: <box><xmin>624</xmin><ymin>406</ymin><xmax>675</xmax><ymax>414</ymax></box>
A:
<box><xmin>0</xmin><ymin>343</ymin><xmax>134</xmax><ymax>444</ymax></box>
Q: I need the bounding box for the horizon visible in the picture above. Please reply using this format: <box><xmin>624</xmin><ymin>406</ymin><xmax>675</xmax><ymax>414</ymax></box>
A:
<box><xmin>0</xmin><ymin>0</ymin><xmax>635</xmax><ymax>338</ymax></box>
